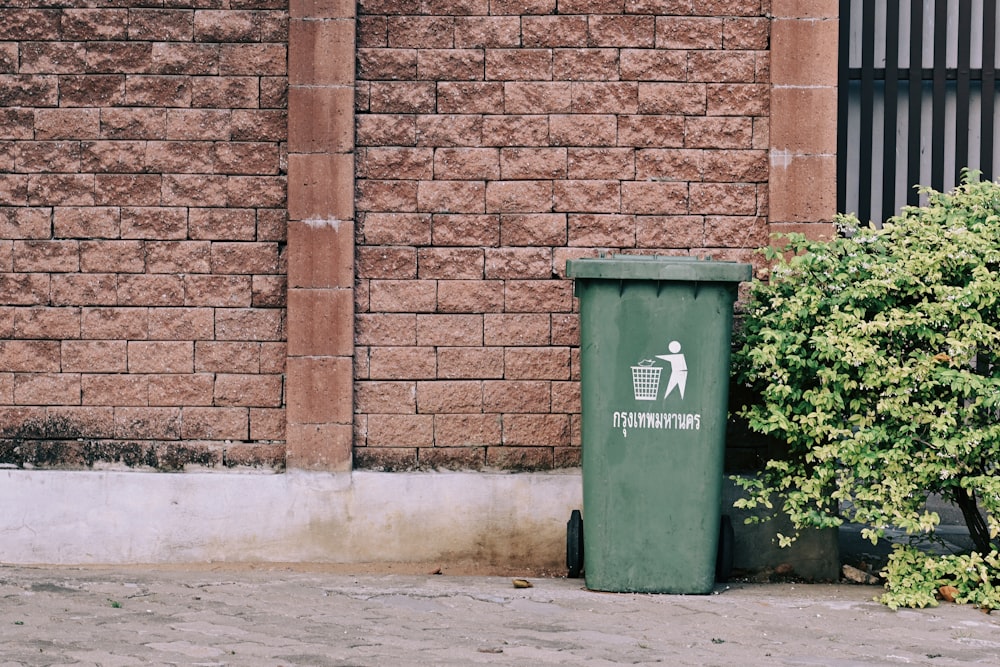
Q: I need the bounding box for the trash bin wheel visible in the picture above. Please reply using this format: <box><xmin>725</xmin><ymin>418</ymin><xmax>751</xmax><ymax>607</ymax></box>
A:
<box><xmin>567</xmin><ymin>509</ymin><xmax>584</xmax><ymax>579</ymax></box>
<box><xmin>716</xmin><ymin>514</ymin><xmax>734</xmax><ymax>582</ymax></box>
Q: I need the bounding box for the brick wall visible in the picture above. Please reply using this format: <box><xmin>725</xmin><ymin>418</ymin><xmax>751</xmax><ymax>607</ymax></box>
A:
<box><xmin>0</xmin><ymin>2</ymin><xmax>288</xmax><ymax>470</ymax></box>
<box><xmin>353</xmin><ymin>1</ymin><xmax>771</xmax><ymax>471</ymax></box>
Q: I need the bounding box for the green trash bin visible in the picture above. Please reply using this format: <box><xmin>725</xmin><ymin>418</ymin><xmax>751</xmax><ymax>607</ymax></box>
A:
<box><xmin>566</xmin><ymin>255</ymin><xmax>752</xmax><ymax>594</ymax></box>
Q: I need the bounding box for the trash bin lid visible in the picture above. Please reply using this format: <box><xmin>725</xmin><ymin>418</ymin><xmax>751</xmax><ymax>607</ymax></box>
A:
<box><xmin>565</xmin><ymin>255</ymin><xmax>752</xmax><ymax>283</ymax></box>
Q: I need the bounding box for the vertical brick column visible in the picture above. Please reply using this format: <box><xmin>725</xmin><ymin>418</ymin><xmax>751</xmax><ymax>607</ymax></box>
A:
<box><xmin>286</xmin><ymin>0</ymin><xmax>355</xmax><ymax>470</ymax></box>
<box><xmin>769</xmin><ymin>1</ymin><xmax>839</xmax><ymax>238</ymax></box>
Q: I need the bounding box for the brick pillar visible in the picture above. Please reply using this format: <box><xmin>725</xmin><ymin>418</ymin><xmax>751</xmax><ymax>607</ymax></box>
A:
<box><xmin>286</xmin><ymin>0</ymin><xmax>355</xmax><ymax>470</ymax></box>
<box><xmin>769</xmin><ymin>1</ymin><xmax>839</xmax><ymax>238</ymax></box>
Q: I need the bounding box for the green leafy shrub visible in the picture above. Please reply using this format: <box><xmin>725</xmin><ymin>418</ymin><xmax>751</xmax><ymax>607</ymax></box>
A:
<box><xmin>733</xmin><ymin>172</ymin><xmax>1000</xmax><ymax>606</ymax></box>
<box><xmin>881</xmin><ymin>545</ymin><xmax>1000</xmax><ymax>610</ymax></box>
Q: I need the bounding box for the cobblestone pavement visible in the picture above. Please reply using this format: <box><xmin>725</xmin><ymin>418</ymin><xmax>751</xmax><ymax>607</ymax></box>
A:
<box><xmin>2</xmin><ymin>565</ymin><xmax>999</xmax><ymax>666</ymax></box>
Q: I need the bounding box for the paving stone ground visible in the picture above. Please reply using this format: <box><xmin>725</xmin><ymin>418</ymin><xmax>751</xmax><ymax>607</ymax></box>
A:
<box><xmin>1</xmin><ymin>564</ymin><xmax>999</xmax><ymax>666</ymax></box>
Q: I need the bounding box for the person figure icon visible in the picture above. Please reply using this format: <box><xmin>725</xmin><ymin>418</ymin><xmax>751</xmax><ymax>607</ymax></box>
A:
<box><xmin>655</xmin><ymin>340</ymin><xmax>688</xmax><ymax>400</ymax></box>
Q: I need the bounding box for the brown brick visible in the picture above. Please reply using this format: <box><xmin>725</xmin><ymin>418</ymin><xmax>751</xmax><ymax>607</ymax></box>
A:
<box><xmin>415</xmin><ymin>314</ymin><xmax>483</xmax><ymax>346</ymax></box>
<box><xmin>487</xmin><ymin>445</ymin><xmax>554</xmax><ymax>469</ymax></box>
<box><xmin>288</xmin><ymin>219</ymin><xmax>354</xmax><ymax>289</ymax></box>
<box><xmin>214</xmin><ymin>374</ymin><xmax>283</xmax><ymax>408</ymax></box>
<box><xmin>252</xmin><ymin>275</ymin><xmax>286</xmax><ymax>308</ymax></box>
<box><xmin>357</xmin><ymin>113</ymin><xmax>416</xmax><ymax>146</ymax></box>
<box><xmin>686</xmin><ymin>117</ymin><xmax>753</xmax><ymax>149</ymax></box>
<box><xmin>0</xmin><ymin>273</ymin><xmax>50</xmax><ymax>305</ymax></box>
<box><xmin>0</xmin><ymin>340</ymin><xmax>59</xmax><ymax>372</ymax></box>
<box><xmin>368</xmin><ymin>81</ymin><xmax>436</xmax><ymax>113</ymax></box>
<box><xmin>188</xmin><ymin>209</ymin><xmax>256</xmax><ymax>241</ymax></box>
<box><xmin>435</xmin><ymin>83</ymin><xmax>502</xmax><ymax>115</ymax></box>
<box><xmin>82</xmin><ymin>374</ymin><xmax>148</xmax><ymax>407</ymax></box>
<box><xmin>1</xmin><ymin>174</ymin><xmax>29</xmax><ymax>206</ymax></box>
<box><xmin>549</xmin><ymin>114</ymin><xmax>616</xmax><ymax>147</ymax></box>
<box><xmin>483</xmin><ymin>380</ymin><xmax>550</xmax><ymax>413</ymax></box>
<box><xmin>504</xmin><ymin>347</ymin><xmax>570</xmax><ymax>380</ymax></box>
<box><xmin>689</xmin><ymin>182</ymin><xmax>757</xmax><ymax>216</ymax></box>
<box><xmin>417</xmin><ymin>180</ymin><xmax>485</xmax><ymax>214</ymax></box>
<box><xmin>128</xmin><ymin>8</ymin><xmax>194</xmax><ymax>40</ymax></box>
<box><xmin>482</xmin><ymin>114</ymin><xmax>549</xmax><ymax>147</ymax></box>
<box><xmin>147</xmin><ymin>374</ymin><xmax>215</xmax><ymax>407</ymax></box>
<box><xmin>215</xmin><ymin>142</ymin><xmax>282</xmax><ymax>175</ymax></box>
<box><xmin>637</xmin><ymin>82</ymin><xmax>705</xmax><ymax>114</ymax></box>
<box><xmin>416</xmin><ymin>247</ymin><xmax>484</xmax><ymax>280</ymax></box>
<box><xmin>369</xmin><ymin>279</ymin><xmax>437</xmax><ymax>312</ymax></box>
<box><xmin>501</xmin><ymin>413</ymin><xmax>569</xmax><ymax>447</ymax></box>
<box><xmin>357</xmin><ymin>247</ymin><xmax>416</xmax><ymax>280</ymax></box>
<box><xmin>484</xmin><ymin>247</ymin><xmax>552</xmax><ymax>279</ymax></box>
<box><xmin>184</xmin><ymin>275</ymin><xmax>253</xmax><ymax>307</ymax></box>
<box><xmin>369</xmin><ymin>346</ymin><xmax>436</xmax><ymax>380</ymax></box>
<box><xmin>366</xmin><ymin>414</ymin><xmax>434</xmax><ymax>447</ymax></box>
<box><xmin>419</xmin><ymin>446</ymin><xmax>487</xmax><ymax>469</ymax></box>
<box><xmin>431</xmin><ymin>214</ymin><xmax>499</xmax><ymax>246</ymax></box>
<box><xmin>14</xmin><ymin>374</ymin><xmax>80</xmax><ymax>406</ymax></box>
<box><xmin>193</xmin><ymin>343</ymin><xmax>259</xmax><ymax>376</ymax></box>
<box><xmin>50</xmin><ymin>274</ymin><xmax>117</xmax><ymax>306</ymax></box>
<box><xmin>150</xmin><ymin>42</ymin><xmax>219</xmax><ymax>76</ymax></box>
<box><xmin>52</xmin><ymin>207</ymin><xmax>117</xmax><ymax>240</ymax></box>
<box><xmin>181</xmin><ymin>407</ymin><xmax>249</xmax><ymax>440</ymax></box>
<box><xmin>436</xmin><ymin>347</ymin><xmax>504</xmax><ymax>379</ymax></box>
<box><xmin>62</xmin><ymin>9</ymin><xmax>129</xmax><ymax>40</ymax></box>
<box><xmin>128</xmin><ymin>341</ymin><xmax>193</xmax><ymax>374</ymax></box>
<box><xmin>417</xmin><ymin>48</ymin><xmax>485</xmax><ymax>80</ymax></box>
<box><xmin>499</xmin><ymin>148</ymin><xmax>566</xmax><ymax>180</ymax></box>
<box><xmin>433</xmin><ymin>413</ymin><xmax>501</xmax><ymax>448</ymax></box>
<box><xmin>361</xmin><ymin>213</ymin><xmax>430</xmax><ymax>246</ymax></box>
<box><xmin>216</xmin><ymin>308</ymin><xmax>284</xmax><ymax>341</ymax></box>
<box><xmin>12</xmin><ymin>240</ymin><xmax>78</xmax><ymax>273</ymax></box>
<box><xmin>551</xmin><ymin>380</ymin><xmax>581</xmax><ymax>414</ymax></box>
<box><xmin>497</xmin><ymin>214</ymin><xmax>565</xmax><ymax>247</ymax></box>
<box><xmin>355</xmin><ymin>380</ymin><xmax>416</xmax><ymax>414</ymax></box>
<box><xmin>95</xmin><ymin>175</ymin><xmax>162</xmax><ymax>206</ymax></box>
<box><xmin>100</xmin><ymin>108</ymin><xmax>167</xmax><ymax>140</ymax></box>
<box><xmin>16</xmin><ymin>141</ymin><xmax>82</xmax><ymax>172</ymax></box>
<box><xmin>27</xmin><ymin>174</ymin><xmax>95</xmax><ymax>206</ymax></box>
<box><xmin>163</xmin><ymin>175</ymin><xmax>230</xmax><ymax>207</ymax></box>
<box><xmin>435</xmin><ymin>279</ymin><xmax>504</xmax><ymax>313</ymax></box>
<box><xmin>353</xmin><ymin>446</ymin><xmax>417</xmax><ymax>470</ymax></box>
<box><xmin>121</xmin><ymin>207</ymin><xmax>187</xmax><ymax>239</ymax></box>
<box><xmin>61</xmin><ymin>340</ymin><xmax>127</xmax><ymax>373</ymax></box>
<box><xmin>117</xmin><ymin>275</ymin><xmax>184</xmax><ymax>306</ymax></box>
<box><xmin>2</xmin><ymin>207</ymin><xmax>51</xmax><ymax>240</ymax></box>
<box><xmin>485</xmin><ymin>181</ymin><xmax>552</xmax><ymax>214</ymax></box>
<box><xmin>226</xmin><ymin>176</ymin><xmax>286</xmax><ymax>209</ymax></box>
<box><xmin>248</xmin><ymin>409</ymin><xmax>285</xmax><ymax>442</ymax></box>
<box><xmin>191</xmin><ymin>76</ymin><xmax>259</xmax><ymax>109</ymax></box>
<box><xmin>553</xmin><ymin>50</ymin><xmax>619</xmax><ymax>82</ymax></box>
<box><xmin>220</xmin><ymin>43</ymin><xmax>287</xmax><ymax>76</ymax></box>
<box><xmin>114</xmin><ymin>407</ymin><xmax>182</xmax><ymax>439</ymax></box>
<box><xmin>502</xmin><ymin>82</ymin><xmax>571</xmax><ymax>114</ymax></box>
<box><xmin>553</xmin><ymin>180</ymin><xmax>621</xmax><ymax>213</ymax></box>
<box><xmin>47</xmin><ymin>406</ymin><xmax>115</xmax><ymax>439</ymax></box>
<box><xmin>567</xmin><ymin>213</ymin><xmax>635</xmax><ymax>247</ymax></box>
<box><xmin>621</xmin><ymin>182</ymin><xmax>689</xmax><ymax>215</ymax></box>
<box><xmin>147</xmin><ymin>307</ymin><xmax>215</xmax><ymax>341</ymax></box>
<box><xmin>81</xmin><ymin>307</ymin><xmax>149</xmax><ymax>340</ymax></box>
<box><xmin>387</xmin><ymin>16</ymin><xmax>454</xmax><ymax>48</ymax></box>
<box><xmin>0</xmin><ymin>109</ymin><xmax>34</xmax><ymax>140</ymax></box>
<box><xmin>505</xmin><ymin>279</ymin><xmax>573</xmax><ymax>313</ymax></box>
<box><xmin>143</xmin><ymin>241</ymin><xmax>210</xmax><ymax>274</ymax></box>
<box><xmin>455</xmin><ymin>15</ymin><xmax>520</xmax><ymax>48</ymax></box>
<box><xmin>636</xmin><ymin>215</ymin><xmax>705</xmax><ymax>248</ymax></box>
<box><xmin>484</xmin><ymin>313</ymin><xmax>550</xmax><ymax>346</ymax></box>
<box><xmin>232</xmin><ymin>109</ymin><xmax>286</xmax><ymax>142</ymax></box>
<box><xmin>356</xmin><ymin>313</ymin><xmax>417</xmax><ymax>346</ymax></box>
<box><xmin>211</xmin><ymin>242</ymin><xmax>280</xmax><ymax>275</ymax></box>
<box><xmin>58</xmin><ymin>75</ymin><xmax>125</xmax><ymax>107</ymax></box>
<box><xmin>13</xmin><ymin>307</ymin><xmax>80</xmax><ymax>340</ymax></box>
<box><xmin>635</xmin><ymin>148</ymin><xmax>701</xmax><ymax>181</ymax></box>
<box><xmin>416</xmin><ymin>380</ymin><xmax>482</xmax><ymax>413</ymax></box>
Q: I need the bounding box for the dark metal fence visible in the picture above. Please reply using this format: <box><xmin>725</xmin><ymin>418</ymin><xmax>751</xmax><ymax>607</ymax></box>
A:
<box><xmin>838</xmin><ymin>0</ymin><xmax>999</xmax><ymax>225</ymax></box>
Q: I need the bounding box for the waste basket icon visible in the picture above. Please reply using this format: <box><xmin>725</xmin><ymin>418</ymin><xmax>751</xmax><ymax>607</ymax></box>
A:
<box><xmin>565</xmin><ymin>255</ymin><xmax>751</xmax><ymax>594</ymax></box>
<box><xmin>630</xmin><ymin>360</ymin><xmax>661</xmax><ymax>400</ymax></box>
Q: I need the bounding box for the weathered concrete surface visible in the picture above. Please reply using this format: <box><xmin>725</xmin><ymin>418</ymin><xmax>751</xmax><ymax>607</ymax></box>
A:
<box><xmin>0</xmin><ymin>469</ymin><xmax>581</xmax><ymax>573</ymax></box>
<box><xmin>1</xmin><ymin>565</ymin><xmax>998</xmax><ymax>666</ymax></box>
<box><xmin>0</xmin><ymin>469</ymin><xmax>845</xmax><ymax>579</ymax></box>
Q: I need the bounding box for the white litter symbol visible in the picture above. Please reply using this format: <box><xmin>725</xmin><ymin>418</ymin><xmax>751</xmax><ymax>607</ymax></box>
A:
<box><xmin>631</xmin><ymin>359</ymin><xmax>662</xmax><ymax>401</ymax></box>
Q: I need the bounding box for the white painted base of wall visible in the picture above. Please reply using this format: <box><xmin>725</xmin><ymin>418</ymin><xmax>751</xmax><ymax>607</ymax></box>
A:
<box><xmin>0</xmin><ymin>469</ymin><xmax>583</xmax><ymax>572</ymax></box>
